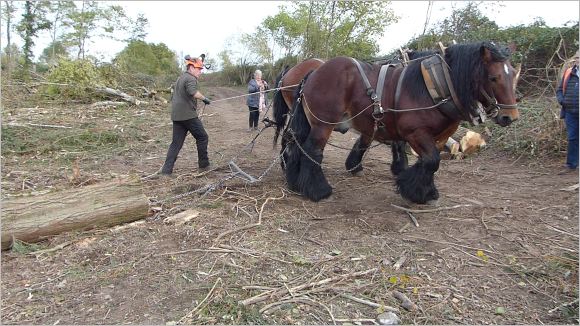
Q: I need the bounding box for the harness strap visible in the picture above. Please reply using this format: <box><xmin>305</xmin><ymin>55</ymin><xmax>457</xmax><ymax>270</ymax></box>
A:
<box><xmin>376</xmin><ymin>64</ymin><xmax>394</xmax><ymax>109</ymax></box>
<box><xmin>394</xmin><ymin>66</ymin><xmax>408</xmax><ymax>110</ymax></box>
<box><xmin>351</xmin><ymin>58</ymin><xmax>375</xmax><ymax>98</ymax></box>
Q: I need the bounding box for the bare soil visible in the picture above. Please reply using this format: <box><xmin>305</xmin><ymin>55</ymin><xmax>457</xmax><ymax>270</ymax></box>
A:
<box><xmin>1</xmin><ymin>86</ymin><xmax>578</xmax><ymax>325</ymax></box>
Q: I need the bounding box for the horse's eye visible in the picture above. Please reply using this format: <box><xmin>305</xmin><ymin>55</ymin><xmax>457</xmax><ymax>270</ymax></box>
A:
<box><xmin>489</xmin><ymin>76</ymin><xmax>498</xmax><ymax>82</ymax></box>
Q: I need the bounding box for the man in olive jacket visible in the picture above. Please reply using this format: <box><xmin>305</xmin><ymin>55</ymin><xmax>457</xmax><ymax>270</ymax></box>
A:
<box><xmin>160</xmin><ymin>55</ymin><xmax>212</xmax><ymax>175</ymax></box>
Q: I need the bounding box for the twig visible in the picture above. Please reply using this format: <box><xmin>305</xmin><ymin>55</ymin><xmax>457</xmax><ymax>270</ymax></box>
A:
<box><xmin>393</xmin><ymin>253</ymin><xmax>407</xmax><ymax>270</ymax></box>
<box><xmin>240</xmin><ymin>268</ymin><xmax>377</xmax><ymax>306</ymax></box>
<box><xmin>398</xmin><ymin>222</ymin><xmax>411</xmax><ymax>233</ymax></box>
<box><xmin>155</xmin><ymin>248</ymin><xmax>235</xmax><ymax>257</ymax></box>
<box><xmin>391</xmin><ymin>203</ymin><xmax>472</xmax><ymax>213</ymax></box>
<box><xmin>480</xmin><ymin>211</ymin><xmax>488</xmax><ymax>231</ymax></box>
<box><xmin>548</xmin><ymin>298</ymin><xmax>579</xmax><ymax>314</ymax></box>
<box><xmin>214</xmin><ymin>190</ymin><xmax>285</xmax><ymax>243</ymax></box>
<box><xmin>27</xmin><ymin>241</ymin><xmax>73</xmax><ymax>256</ymax></box>
<box><xmin>333</xmin><ymin>318</ymin><xmax>378</xmax><ymax>325</ymax></box>
<box><xmin>406</xmin><ymin>211</ymin><xmax>419</xmax><ymax>227</ymax></box>
<box><xmin>338</xmin><ymin>293</ymin><xmax>399</xmax><ymax>312</ymax></box>
<box><xmin>6</xmin><ymin>122</ymin><xmax>72</xmax><ymax>129</ymax></box>
<box><xmin>392</xmin><ymin>290</ymin><xmax>418</xmax><ymax>311</ymax></box>
<box><xmin>177</xmin><ymin>277</ymin><xmax>222</xmax><ymax>324</ymax></box>
<box><xmin>545</xmin><ymin>224</ymin><xmax>579</xmax><ymax>238</ymax></box>
<box><xmin>404</xmin><ymin>235</ymin><xmax>498</xmax><ymax>254</ymax></box>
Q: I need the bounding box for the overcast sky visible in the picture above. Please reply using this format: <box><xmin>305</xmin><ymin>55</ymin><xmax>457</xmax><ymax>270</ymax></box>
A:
<box><xmin>4</xmin><ymin>1</ymin><xmax>579</xmax><ymax>64</ymax></box>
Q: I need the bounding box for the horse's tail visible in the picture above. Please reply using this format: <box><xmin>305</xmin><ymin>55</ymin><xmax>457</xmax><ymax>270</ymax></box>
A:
<box><xmin>273</xmin><ymin>65</ymin><xmax>291</xmax><ymax>146</ymax></box>
<box><xmin>288</xmin><ymin>71</ymin><xmax>314</xmax><ymax>146</ymax></box>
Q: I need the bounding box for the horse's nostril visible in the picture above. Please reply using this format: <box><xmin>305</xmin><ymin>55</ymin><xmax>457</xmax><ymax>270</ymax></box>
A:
<box><xmin>500</xmin><ymin>116</ymin><xmax>512</xmax><ymax>125</ymax></box>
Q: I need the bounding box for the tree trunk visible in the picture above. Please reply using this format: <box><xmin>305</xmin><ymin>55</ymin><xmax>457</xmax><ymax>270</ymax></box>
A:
<box><xmin>1</xmin><ymin>177</ymin><xmax>150</xmax><ymax>250</ymax></box>
<box><xmin>95</xmin><ymin>87</ymin><xmax>148</xmax><ymax>105</ymax></box>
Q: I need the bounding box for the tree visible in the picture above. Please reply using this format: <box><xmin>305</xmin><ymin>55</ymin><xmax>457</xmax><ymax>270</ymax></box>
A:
<box><xmin>46</xmin><ymin>0</ymin><xmax>75</xmax><ymax>61</ymax></box>
<box><xmin>15</xmin><ymin>1</ymin><xmax>52</xmax><ymax>75</ymax></box>
<box><xmin>2</xmin><ymin>0</ymin><xmax>19</xmax><ymax>76</ymax></box>
<box><xmin>257</xmin><ymin>1</ymin><xmax>397</xmax><ymax>61</ymax></box>
<box><xmin>39</xmin><ymin>40</ymin><xmax>69</xmax><ymax>66</ymax></box>
<box><xmin>126</xmin><ymin>13</ymin><xmax>149</xmax><ymax>42</ymax></box>
<box><xmin>113</xmin><ymin>40</ymin><xmax>179</xmax><ymax>81</ymax></box>
<box><xmin>61</xmin><ymin>1</ymin><xmax>128</xmax><ymax>60</ymax></box>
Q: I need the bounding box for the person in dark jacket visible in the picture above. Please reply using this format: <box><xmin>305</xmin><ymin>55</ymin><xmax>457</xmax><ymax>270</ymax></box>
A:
<box><xmin>160</xmin><ymin>55</ymin><xmax>212</xmax><ymax>176</ymax></box>
<box><xmin>246</xmin><ymin>69</ymin><xmax>269</xmax><ymax>131</ymax></box>
<box><xmin>556</xmin><ymin>50</ymin><xmax>579</xmax><ymax>173</ymax></box>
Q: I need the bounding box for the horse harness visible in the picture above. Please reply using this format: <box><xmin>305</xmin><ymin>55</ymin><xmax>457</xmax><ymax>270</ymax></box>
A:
<box><xmin>352</xmin><ymin>54</ymin><xmax>516</xmax><ymax>126</ymax></box>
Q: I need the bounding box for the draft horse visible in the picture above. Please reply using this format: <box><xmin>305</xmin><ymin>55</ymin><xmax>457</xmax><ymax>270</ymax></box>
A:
<box><xmin>274</xmin><ymin>51</ymin><xmax>436</xmax><ymax>173</ymax></box>
<box><xmin>284</xmin><ymin>42</ymin><xmax>520</xmax><ymax>203</ymax></box>
<box><xmin>273</xmin><ymin>58</ymin><xmax>325</xmax><ymax>146</ymax></box>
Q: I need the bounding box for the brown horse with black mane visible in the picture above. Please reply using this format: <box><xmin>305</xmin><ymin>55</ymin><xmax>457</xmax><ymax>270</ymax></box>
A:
<box><xmin>283</xmin><ymin>41</ymin><xmax>520</xmax><ymax>204</ymax></box>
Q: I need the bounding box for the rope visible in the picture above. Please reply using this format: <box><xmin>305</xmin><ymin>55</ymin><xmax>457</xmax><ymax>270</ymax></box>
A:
<box><xmin>210</xmin><ymin>84</ymin><xmax>299</xmax><ymax>104</ymax></box>
<box><xmin>301</xmin><ymin>93</ymin><xmax>450</xmax><ymax>127</ymax></box>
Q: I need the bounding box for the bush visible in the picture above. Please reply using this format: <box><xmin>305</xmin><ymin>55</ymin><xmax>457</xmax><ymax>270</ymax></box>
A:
<box><xmin>44</xmin><ymin>58</ymin><xmax>104</xmax><ymax>102</ymax></box>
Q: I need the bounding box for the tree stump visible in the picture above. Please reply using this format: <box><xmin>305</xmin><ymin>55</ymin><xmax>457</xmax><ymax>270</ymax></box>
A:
<box><xmin>1</xmin><ymin>177</ymin><xmax>150</xmax><ymax>250</ymax></box>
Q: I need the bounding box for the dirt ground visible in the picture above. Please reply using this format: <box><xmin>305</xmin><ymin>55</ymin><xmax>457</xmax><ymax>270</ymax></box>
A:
<box><xmin>1</xmin><ymin>86</ymin><xmax>578</xmax><ymax>325</ymax></box>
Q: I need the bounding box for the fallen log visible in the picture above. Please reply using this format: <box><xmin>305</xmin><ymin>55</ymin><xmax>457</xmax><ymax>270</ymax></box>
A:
<box><xmin>444</xmin><ymin>137</ymin><xmax>460</xmax><ymax>156</ymax></box>
<box><xmin>1</xmin><ymin>177</ymin><xmax>150</xmax><ymax>250</ymax></box>
<box><xmin>451</xmin><ymin>126</ymin><xmax>487</xmax><ymax>156</ymax></box>
<box><xmin>95</xmin><ymin>87</ymin><xmax>148</xmax><ymax>106</ymax></box>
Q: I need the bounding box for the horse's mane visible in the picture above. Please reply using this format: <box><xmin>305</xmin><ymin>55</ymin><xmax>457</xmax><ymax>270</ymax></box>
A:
<box><xmin>405</xmin><ymin>42</ymin><xmax>511</xmax><ymax>112</ymax></box>
<box><xmin>275</xmin><ymin>65</ymin><xmax>291</xmax><ymax>86</ymax></box>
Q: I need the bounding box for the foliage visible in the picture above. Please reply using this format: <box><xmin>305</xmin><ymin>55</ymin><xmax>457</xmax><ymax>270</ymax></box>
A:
<box><xmin>60</xmin><ymin>1</ymin><xmax>128</xmax><ymax>60</ymax></box>
<box><xmin>39</xmin><ymin>40</ymin><xmax>69</xmax><ymax>67</ymax></box>
<box><xmin>474</xmin><ymin>98</ymin><xmax>567</xmax><ymax>157</ymax></box>
<box><xmin>261</xmin><ymin>1</ymin><xmax>397</xmax><ymax>60</ymax></box>
<box><xmin>113</xmin><ymin>40</ymin><xmax>180</xmax><ymax>86</ymax></box>
<box><xmin>125</xmin><ymin>12</ymin><xmax>149</xmax><ymax>42</ymax></box>
<box><xmin>403</xmin><ymin>3</ymin><xmax>578</xmax><ymax>97</ymax></box>
<box><xmin>43</xmin><ymin>58</ymin><xmax>103</xmax><ymax>101</ymax></box>
<box><xmin>15</xmin><ymin>0</ymin><xmax>52</xmax><ymax>74</ymax></box>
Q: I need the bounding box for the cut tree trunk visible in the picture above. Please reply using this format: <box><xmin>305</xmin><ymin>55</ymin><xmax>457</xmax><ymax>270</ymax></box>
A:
<box><xmin>1</xmin><ymin>177</ymin><xmax>150</xmax><ymax>250</ymax></box>
<box><xmin>452</xmin><ymin>126</ymin><xmax>487</xmax><ymax>155</ymax></box>
<box><xmin>444</xmin><ymin>137</ymin><xmax>460</xmax><ymax>156</ymax></box>
<box><xmin>95</xmin><ymin>87</ymin><xmax>148</xmax><ymax>106</ymax></box>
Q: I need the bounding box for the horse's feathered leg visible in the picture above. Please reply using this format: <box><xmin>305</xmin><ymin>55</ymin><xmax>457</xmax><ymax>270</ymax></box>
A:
<box><xmin>396</xmin><ymin>133</ymin><xmax>440</xmax><ymax>204</ymax></box>
<box><xmin>345</xmin><ymin>135</ymin><xmax>372</xmax><ymax>174</ymax></box>
<box><xmin>390</xmin><ymin>141</ymin><xmax>408</xmax><ymax>176</ymax></box>
<box><xmin>296</xmin><ymin>127</ymin><xmax>333</xmax><ymax>201</ymax></box>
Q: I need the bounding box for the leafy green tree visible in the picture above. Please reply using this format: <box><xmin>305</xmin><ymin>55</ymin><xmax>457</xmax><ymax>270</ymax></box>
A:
<box><xmin>230</xmin><ymin>1</ymin><xmax>400</xmax><ymax>68</ymax></box>
<box><xmin>61</xmin><ymin>1</ymin><xmax>128</xmax><ymax>60</ymax></box>
<box><xmin>15</xmin><ymin>1</ymin><xmax>52</xmax><ymax>74</ymax></box>
<box><xmin>126</xmin><ymin>13</ymin><xmax>149</xmax><ymax>42</ymax></box>
<box><xmin>39</xmin><ymin>40</ymin><xmax>69</xmax><ymax>66</ymax></box>
<box><xmin>113</xmin><ymin>40</ymin><xmax>179</xmax><ymax>79</ymax></box>
<box><xmin>46</xmin><ymin>0</ymin><xmax>75</xmax><ymax>61</ymax></box>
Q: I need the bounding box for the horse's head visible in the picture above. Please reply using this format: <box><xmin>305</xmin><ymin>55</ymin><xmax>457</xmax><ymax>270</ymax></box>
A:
<box><xmin>479</xmin><ymin>43</ymin><xmax>520</xmax><ymax>127</ymax></box>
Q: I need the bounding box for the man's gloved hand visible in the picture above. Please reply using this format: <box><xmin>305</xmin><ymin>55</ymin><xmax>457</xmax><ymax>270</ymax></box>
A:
<box><xmin>202</xmin><ymin>97</ymin><xmax>211</xmax><ymax>105</ymax></box>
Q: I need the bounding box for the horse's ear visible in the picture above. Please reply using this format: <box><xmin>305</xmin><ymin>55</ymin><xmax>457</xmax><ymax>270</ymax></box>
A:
<box><xmin>481</xmin><ymin>45</ymin><xmax>492</xmax><ymax>63</ymax></box>
<box><xmin>513</xmin><ymin>63</ymin><xmax>521</xmax><ymax>89</ymax></box>
<box><xmin>508</xmin><ymin>42</ymin><xmax>517</xmax><ymax>54</ymax></box>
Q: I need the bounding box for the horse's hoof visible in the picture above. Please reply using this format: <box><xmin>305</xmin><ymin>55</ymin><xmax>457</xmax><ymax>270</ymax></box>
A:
<box><xmin>426</xmin><ymin>199</ymin><xmax>440</xmax><ymax>206</ymax></box>
<box><xmin>351</xmin><ymin>170</ymin><xmax>364</xmax><ymax>177</ymax></box>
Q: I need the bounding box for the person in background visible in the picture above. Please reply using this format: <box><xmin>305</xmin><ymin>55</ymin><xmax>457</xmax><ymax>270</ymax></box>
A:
<box><xmin>556</xmin><ymin>50</ymin><xmax>579</xmax><ymax>174</ymax></box>
<box><xmin>246</xmin><ymin>69</ymin><xmax>269</xmax><ymax>131</ymax></box>
<box><xmin>159</xmin><ymin>55</ymin><xmax>212</xmax><ymax>176</ymax></box>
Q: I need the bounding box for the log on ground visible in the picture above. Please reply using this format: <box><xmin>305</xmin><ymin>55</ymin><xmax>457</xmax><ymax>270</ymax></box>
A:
<box><xmin>1</xmin><ymin>177</ymin><xmax>150</xmax><ymax>250</ymax></box>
